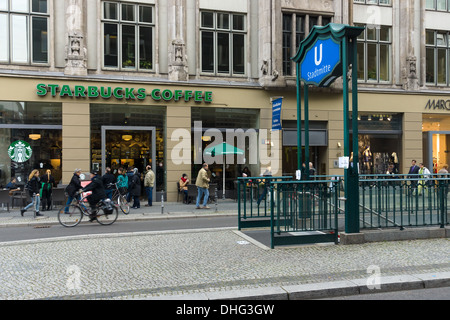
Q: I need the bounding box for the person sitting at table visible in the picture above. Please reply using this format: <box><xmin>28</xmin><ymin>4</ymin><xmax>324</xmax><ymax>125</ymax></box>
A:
<box><xmin>5</xmin><ymin>177</ymin><xmax>20</xmax><ymax>195</ymax></box>
<box><xmin>179</xmin><ymin>173</ymin><xmax>190</xmax><ymax>204</ymax></box>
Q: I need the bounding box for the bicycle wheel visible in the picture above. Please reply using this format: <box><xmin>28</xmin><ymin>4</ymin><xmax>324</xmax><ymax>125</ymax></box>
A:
<box><xmin>117</xmin><ymin>194</ymin><xmax>130</xmax><ymax>214</ymax></box>
<box><xmin>58</xmin><ymin>204</ymin><xmax>83</xmax><ymax>227</ymax></box>
<box><xmin>96</xmin><ymin>206</ymin><xmax>118</xmax><ymax>226</ymax></box>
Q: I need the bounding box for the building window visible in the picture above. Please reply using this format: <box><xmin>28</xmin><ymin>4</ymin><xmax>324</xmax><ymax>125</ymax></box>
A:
<box><xmin>282</xmin><ymin>13</ymin><xmax>332</xmax><ymax>76</ymax></box>
<box><xmin>426</xmin><ymin>30</ymin><xmax>449</xmax><ymax>86</ymax></box>
<box><xmin>200</xmin><ymin>11</ymin><xmax>247</xmax><ymax>76</ymax></box>
<box><xmin>102</xmin><ymin>1</ymin><xmax>154</xmax><ymax>71</ymax></box>
<box><xmin>0</xmin><ymin>101</ymin><xmax>62</xmax><ymax>188</ymax></box>
<box><xmin>354</xmin><ymin>0</ymin><xmax>391</xmax><ymax>5</ymax></box>
<box><xmin>0</xmin><ymin>0</ymin><xmax>49</xmax><ymax>64</ymax></box>
<box><xmin>426</xmin><ymin>0</ymin><xmax>450</xmax><ymax>11</ymax></box>
<box><xmin>356</xmin><ymin>24</ymin><xmax>392</xmax><ymax>83</ymax></box>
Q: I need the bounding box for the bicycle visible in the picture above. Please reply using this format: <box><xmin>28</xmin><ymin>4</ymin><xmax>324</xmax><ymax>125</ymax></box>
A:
<box><xmin>57</xmin><ymin>193</ymin><xmax>118</xmax><ymax>227</ymax></box>
<box><xmin>109</xmin><ymin>182</ymin><xmax>130</xmax><ymax>214</ymax></box>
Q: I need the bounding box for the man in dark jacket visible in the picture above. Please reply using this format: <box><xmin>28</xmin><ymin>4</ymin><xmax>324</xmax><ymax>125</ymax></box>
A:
<box><xmin>408</xmin><ymin>160</ymin><xmax>420</xmax><ymax>188</ymax></box>
<box><xmin>102</xmin><ymin>167</ymin><xmax>116</xmax><ymax>200</ymax></box>
<box><xmin>82</xmin><ymin>171</ymin><xmax>107</xmax><ymax>221</ymax></box>
<box><xmin>128</xmin><ymin>168</ymin><xmax>141</xmax><ymax>209</ymax></box>
<box><xmin>64</xmin><ymin>169</ymin><xmax>82</xmax><ymax>213</ymax></box>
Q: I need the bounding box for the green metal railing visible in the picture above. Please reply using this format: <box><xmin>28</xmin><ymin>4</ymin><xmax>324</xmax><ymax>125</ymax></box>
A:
<box><xmin>359</xmin><ymin>174</ymin><xmax>449</xmax><ymax>230</ymax></box>
<box><xmin>237</xmin><ymin>174</ymin><xmax>449</xmax><ymax>248</ymax></box>
<box><xmin>269</xmin><ymin>179</ymin><xmax>341</xmax><ymax>248</ymax></box>
<box><xmin>237</xmin><ymin>176</ymin><xmax>292</xmax><ymax>229</ymax></box>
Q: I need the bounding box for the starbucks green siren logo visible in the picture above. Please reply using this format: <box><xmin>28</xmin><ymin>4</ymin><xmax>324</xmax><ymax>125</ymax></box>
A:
<box><xmin>8</xmin><ymin>141</ymin><xmax>33</xmax><ymax>163</ymax></box>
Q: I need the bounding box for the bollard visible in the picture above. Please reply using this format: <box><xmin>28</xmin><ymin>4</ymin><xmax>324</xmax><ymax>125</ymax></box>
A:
<box><xmin>161</xmin><ymin>191</ymin><xmax>164</xmax><ymax>214</ymax></box>
<box><xmin>215</xmin><ymin>187</ymin><xmax>218</xmax><ymax>213</ymax></box>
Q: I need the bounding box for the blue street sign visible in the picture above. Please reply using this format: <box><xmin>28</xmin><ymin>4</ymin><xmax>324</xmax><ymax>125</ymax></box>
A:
<box><xmin>300</xmin><ymin>37</ymin><xmax>341</xmax><ymax>87</ymax></box>
<box><xmin>272</xmin><ymin>98</ymin><xmax>282</xmax><ymax>131</ymax></box>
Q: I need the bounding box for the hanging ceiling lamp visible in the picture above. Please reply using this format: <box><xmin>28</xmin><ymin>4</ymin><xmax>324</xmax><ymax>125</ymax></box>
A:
<box><xmin>122</xmin><ymin>134</ymin><xmax>133</xmax><ymax>141</ymax></box>
<box><xmin>29</xmin><ymin>133</ymin><xmax>41</xmax><ymax>140</ymax></box>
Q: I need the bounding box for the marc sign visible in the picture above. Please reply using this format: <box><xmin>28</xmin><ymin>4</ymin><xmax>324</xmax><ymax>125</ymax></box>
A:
<box><xmin>425</xmin><ymin>99</ymin><xmax>450</xmax><ymax>111</ymax></box>
<box><xmin>300</xmin><ymin>37</ymin><xmax>341</xmax><ymax>87</ymax></box>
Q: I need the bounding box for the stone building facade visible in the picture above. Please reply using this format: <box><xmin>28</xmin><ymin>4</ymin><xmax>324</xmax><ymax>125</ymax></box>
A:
<box><xmin>0</xmin><ymin>0</ymin><xmax>449</xmax><ymax>201</ymax></box>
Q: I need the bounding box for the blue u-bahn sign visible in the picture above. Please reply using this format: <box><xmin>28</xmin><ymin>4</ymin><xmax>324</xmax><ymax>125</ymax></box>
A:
<box><xmin>300</xmin><ymin>38</ymin><xmax>341</xmax><ymax>87</ymax></box>
<box><xmin>293</xmin><ymin>23</ymin><xmax>363</xmax><ymax>88</ymax></box>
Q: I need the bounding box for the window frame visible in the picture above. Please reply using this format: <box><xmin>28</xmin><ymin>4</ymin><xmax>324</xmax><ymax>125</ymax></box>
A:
<box><xmin>0</xmin><ymin>0</ymin><xmax>49</xmax><ymax>65</ymax></box>
<box><xmin>426</xmin><ymin>30</ymin><xmax>450</xmax><ymax>86</ymax></box>
<box><xmin>356</xmin><ymin>24</ymin><xmax>392</xmax><ymax>84</ymax></box>
<box><xmin>425</xmin><ymin>0</ymin><xmax>450</xmax><ymax>11</ymax></box>
<box><xmin>199</xmin><ymin>10</ymin><xmax>247</xmax><ymax>77</ymax></box>
<box><xmin>282</xmin><ymin>12</ymin><xmax>333</xmax><ymax>77</ymax></box>
<box><xmin>101</xmin><ymin>1</ymin><xmax>155</xmax><ymax>72</ymax></box>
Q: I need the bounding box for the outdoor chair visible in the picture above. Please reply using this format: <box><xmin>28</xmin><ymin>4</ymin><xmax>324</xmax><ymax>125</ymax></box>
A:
<box><xmin>0</xmin><ymin>189</ymin><xmax>10</xmax><ymax>212</ymax></box>
<box><xmin>177</xmin><ymin>182</ymin><xmax>183</xmax><ymax>202</ymax></box>
<box><xmin>11</xmin><ymin>190</ymin><xmax>27</xmax><ymax>209</ymax></box>
<box><xmin>51</xmin><ymin>188</ymin><xmax>66</xmax><ymax>209</ymax></box>
<box><xmin>187</xmin><ymin>184</ymin><xmax>197</xmax><ymax>204</ymax></box>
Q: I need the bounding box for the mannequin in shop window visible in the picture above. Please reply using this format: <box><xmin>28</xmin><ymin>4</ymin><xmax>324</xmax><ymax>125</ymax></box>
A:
<box><xmin>390</xmin><ymin>152</ymin><xmax>399</xmax><ymax>174</ymax></box>
<box><xmin>363</xmin><ymin>146</ymin><xmax>372</xmax><ymax>174</ymax></box>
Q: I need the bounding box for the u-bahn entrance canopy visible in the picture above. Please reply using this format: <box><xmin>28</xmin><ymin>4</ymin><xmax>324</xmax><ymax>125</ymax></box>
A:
<box><xmin>292</xmin><ymin>23</ymin><xmax>364</xmax><ymax>234</ymax></box>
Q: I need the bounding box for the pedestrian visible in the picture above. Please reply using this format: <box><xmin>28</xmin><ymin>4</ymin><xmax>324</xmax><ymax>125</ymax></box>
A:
<box><xmin>438</xmin><ymin>164</ymin><xmax>449</xmax><ymax>197</ymax></box>
<box><xmin>116</xmin><ymin>167</ymin><xmax>128</xmax><ymax>196</ymax></box>
<box><xmin>195</xmin><ymin>163</ymin><xmax>210</xmax><ymax>209</ymax></box>
<box><xmin>309</xmin><ymin>162</ymin><xmax>316</xmax><ymax>179</ymax></box>
<box><xmin>81</xmin><ymin>171</ymin><xmax>107</xmax><ymax>222</ymax></box>
<box><xmin>418</xmin><ymin>163</ymin><xmax>431</xmax><ymax>195</ymax></box>
<box><xmin>408</xmin><ymin>159</ymin><xmax>420</xmax><ymax>190</ymax></box>
<box><xmin>386</xmin><ymin>164</ymin><xmax>395</xmax><ymax>175</ymax></box>
<box><xmin>40</xmin><ymin>169</ymin><xmax>56</xmax><ymax>211</ymax></box>
<box><xmin>129</xmin><ymin>168</ymin><xmax>141</xmax><ymax>209</ymax></box>
<box><xmin>179</xmin><ymin>173</ymin><xmax>189</xmax><ymax>204</ymax></box>
<box><xmin>126</xmin><ymin>166</ymin><xmax>134</xmax><ymax>202</ymax></box>
<box><xmin>64</xmin><ymin>169</ymin><xmax>83</xmax><ymax>213</ymax></box>
<box><xmin>102</xmin><ymin>167</ymin><xmax>116</xmax><ymax>199</ymax></box>
<box><xmin>257</xmin><ymin>166</ymin><xmax>273</xmax><ymax>206</ymax></box>
<box><xmin>438</xmin><ymin>164</ymin><xmax>448</xmax><ymax>175</ymax></box>
<box><xmin>144</xmin><ymin>165</ymin><xmax>155</xmax><ymax>207</ymax></box>
<box><xmin>21</xmin><ymin>169</ymin><xmax>43</xmax><ymax>217</ymax></box>
<box><xmin>242</xmin><ymin>167</ymin><xmax>251</xmax><ymax>178</ymax></box>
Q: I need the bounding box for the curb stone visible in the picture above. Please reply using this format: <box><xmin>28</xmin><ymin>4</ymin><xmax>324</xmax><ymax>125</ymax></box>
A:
<box><xmin>142</xmin><ymin>272</ymin><xmax>450</xmax><ymax>300</ymax></box>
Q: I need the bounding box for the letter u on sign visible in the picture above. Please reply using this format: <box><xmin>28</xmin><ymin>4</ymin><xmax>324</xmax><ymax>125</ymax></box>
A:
<box><xmin>314</xmin><ymin>44</ymin><xmax>323</xmax><ymax>66</ymax></box>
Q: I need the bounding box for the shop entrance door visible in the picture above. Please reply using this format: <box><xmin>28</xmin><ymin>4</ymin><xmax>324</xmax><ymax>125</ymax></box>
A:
<box><xmin>101</xmin><ymin>126</ymin><xmax>156</xmax><ymax>198</ymax></box>
<box><xmin>423</xmin><ymin>131</ymin><xmax>450</xmax><ymax>173</ymax></box>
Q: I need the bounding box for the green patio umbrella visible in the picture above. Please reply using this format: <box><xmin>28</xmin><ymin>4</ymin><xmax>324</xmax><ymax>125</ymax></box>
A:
<box><xmin>204</xmin><ymin>142</ymin><xmax>244</xmax><ymax>199</ymax></box>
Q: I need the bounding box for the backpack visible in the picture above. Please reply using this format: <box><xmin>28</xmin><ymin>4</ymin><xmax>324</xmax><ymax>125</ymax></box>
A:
<box><xmin>25</xmin><ymin>180</ymin><xmax>32</xmax><ymax>191</ymax></box>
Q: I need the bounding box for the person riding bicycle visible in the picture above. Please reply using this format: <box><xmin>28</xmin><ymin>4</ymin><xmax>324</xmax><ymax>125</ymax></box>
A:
<box><xmin>80</xmin><ymin>171</ymin><xmax>107</xmax><ymax>222</ymax></box>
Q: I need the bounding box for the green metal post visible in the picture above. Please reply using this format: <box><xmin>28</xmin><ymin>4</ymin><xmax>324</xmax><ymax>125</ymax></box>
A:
<box><xmin>304</xmin><ymin>84</ymin><xmax>310</xmax><ymax>180</ymax></box>
<box><xmin>342</xmin><ymin>36</ymin><xmax>350</xmax><ymax>230</ymax></box>
<box><xmin>270</xmin><ymin>184</ymin><xmax>275</xmax><ymax>249</ymax></box>
<box><xmin>349</xmin><ymin>36</ymin><xmax>360</xmax><ymax>233</ymax></box>
<box><xmin>238</xmin><ymin>179</ymin><xmax>241</xmax><ymax>230</ymax></box>
<box><xmin>296</xmin><ymin>63</ymin><xmax>303</xmax><ymax>172</ymax></box>
<box><xmin>343</xmin><ymin>36</ymin><xmax>360</xmax><ymax>234</ymax></box>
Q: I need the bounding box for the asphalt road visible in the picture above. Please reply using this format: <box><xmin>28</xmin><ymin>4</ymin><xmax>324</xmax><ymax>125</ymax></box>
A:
<box><xmin>0</xmin><ymin>216</ymin><xmax>238</xmax><ymax>243</ymax></box>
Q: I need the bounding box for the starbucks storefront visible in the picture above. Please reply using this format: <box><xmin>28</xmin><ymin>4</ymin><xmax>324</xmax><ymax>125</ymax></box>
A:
<box><xmin>0</xmin><ymin>101</ymin><xmax>62</xmax><ymax>188</ymax></box>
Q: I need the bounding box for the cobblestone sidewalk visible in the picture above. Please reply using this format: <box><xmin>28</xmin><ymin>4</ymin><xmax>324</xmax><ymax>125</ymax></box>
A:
<box><xmin>0</xmin><ymin>228</ymin><xmax>448</xmax><ymax>300</ymax></box>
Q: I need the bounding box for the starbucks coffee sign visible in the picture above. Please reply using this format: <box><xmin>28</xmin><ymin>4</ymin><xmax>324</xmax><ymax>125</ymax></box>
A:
<box><xmin>8</xmin><ymin>140</ymin><xmax>32</xmax><ymax>163</ymax></box>
<box><xmin>36</xmin><ymin>84</ymin><xmax>213</xmax><ymax>103</ymax></box>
